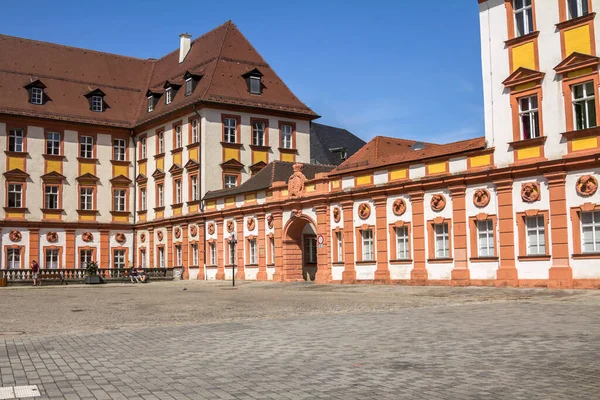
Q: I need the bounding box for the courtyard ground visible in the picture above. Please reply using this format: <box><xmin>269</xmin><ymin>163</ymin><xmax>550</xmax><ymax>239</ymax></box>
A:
<box><xmin>0</xmin><ymin>281</ymin><xmax>599</xmax><ymax>399</ymax></box>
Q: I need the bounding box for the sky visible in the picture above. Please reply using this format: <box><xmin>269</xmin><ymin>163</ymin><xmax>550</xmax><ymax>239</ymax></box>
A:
<box><xmin>2</xmin><ymin>0</ymin><xmax>485</xmax><ymax>144</ymax></box>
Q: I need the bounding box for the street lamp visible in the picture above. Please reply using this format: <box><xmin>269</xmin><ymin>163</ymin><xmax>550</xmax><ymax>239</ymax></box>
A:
<box><xmin>230</xmin><ymin>232</ymin><xmax>238</xmax><ymax>287</ymax></box>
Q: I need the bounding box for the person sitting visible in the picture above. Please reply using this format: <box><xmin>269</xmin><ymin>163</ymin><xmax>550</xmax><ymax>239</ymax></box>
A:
<box><xmin>138</xmin><ymin>268</ymin><xmax>147</xmax><ymax>283</ymax></box>
<box><xmin>129</xmin><ymin>266</ymin><xmax>140</xmax><ymax>283</ymax></box>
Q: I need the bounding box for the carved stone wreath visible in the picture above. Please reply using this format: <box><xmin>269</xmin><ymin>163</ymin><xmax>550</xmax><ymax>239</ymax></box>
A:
<box><xmin>190</xmin><ymin>225</ymin><xmax>198</xmax><ymax>238</ymax></box>
<box><xmin>392</xmin><ymin>199</ymin><xmax>407</xmax><ymax>216</ymax></box>
<box><xmin>207</xmin><ymin>223</ymin><xmax>216</xmax><ymax>235</ymax></box>
<box><xmin>473</xmin><ymin>189</ymin><xmax>491</xmax><ymax>208</ymax></box>
<box><xmin>333</xmin><ymin>207</ymin><xmax>341</xmax><ymax>223</ymax></box>
<box><xmin>430</xmin><ymin>194</ymin><xmax>446</xmax><ymax>212</ymax></box>
<box><xmin>247</xmin><ymin>218</ymin><xmax>256</xmax><ymax>231</ymax></box>
<box><xmin>140</xmin><ymin>233</ymin><xmax>146</xmax><ymax>243</ymax></box>
<box><xmin>267</xmin><ymin>215</ymin><xmax>274</xmax><ymax>229</ymax></box>
<box><xmin>82</xmin><ymin>232</ymin><xmax>94</xmax><ymax>243</ymax></box>
<box><xmin>521</xmin><ymin>182</ymin><xmax>540</xmax><ymax>203</ymax></box>
<box><xmin>576</xmin><ymin>175</ymin><xmax>598</xmax><ymax>197</ymax></box>
<box><xmin>46</xmin><ymin>232</ymin><xmax>59</xmax><ymax>243</ymax></box>
<box><xmin>358</xmin><ymin>203</ymin><xmax>371</xmax><ymax>220</ymax></box>
<box><xmin>157</xmin><ymin>231</ymin><xmax>164</xmax><ymax>242</ymax></box>
<box><xmin>9</xmin><ymin>230</ymin><xmax>22</xmax><ymax>243</ymax></box>
<box><xmin>174</xmin><ymin>227</ymin><xmax>181</xmax><ymax>239</ymax></box>
<box><xmin>227</xmin><ymin>220</ymin><xmax>235</xmax><ymax>233</ymax></box>
<box><xmin>115</xmin><ymin>232</ymin><xmax>127</xmax><ymax>245</ymax></box>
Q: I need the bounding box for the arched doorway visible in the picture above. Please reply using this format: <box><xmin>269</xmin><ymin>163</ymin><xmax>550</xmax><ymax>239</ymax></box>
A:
<box><xmin>282</xmin><ymin>215</ymin><xmax>318</xmax><ymax>282</ymax></box>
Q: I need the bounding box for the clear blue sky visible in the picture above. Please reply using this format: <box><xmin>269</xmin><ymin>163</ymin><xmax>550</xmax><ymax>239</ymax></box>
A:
<box><xmin>2</xmin><ymin>0</ymin><xmax>484</xmax><ymax>144</ymax></box>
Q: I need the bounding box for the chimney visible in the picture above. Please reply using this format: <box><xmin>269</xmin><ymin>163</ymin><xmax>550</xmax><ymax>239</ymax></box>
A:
<box><xmin>179</xmin><ymin>33</ymin><xmax>192</xmax><ymax>63</ymax></box>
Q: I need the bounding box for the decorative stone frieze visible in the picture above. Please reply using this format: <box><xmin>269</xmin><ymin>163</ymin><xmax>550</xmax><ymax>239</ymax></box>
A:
<box><xmin>207</xmin><ymin>223</ymin><xmax>216</xmax><ymax>235</ymax></box>
<box><xmin>333</xmin><ymin>207</ymin><xmax>342</xmax><ymax>222</ymax></box>
<box><xmin>190</xmin><ymin>225</ymin><xmax>198</xmax><ymax>237</ymax></box>
<box><xmin>140</xmin><ymin>233</ymin><xmax>146</xmax><ymax>243</ymax></box>
<box><xmin>227</xmin><ymin>220</ymin><xmax>235</xmax><ymax>233</ymax></box>
<box><xmin>288</xmin><ymin>163</ymin><xmax>307</xmax><ymax>197</ymax></box>
<box><xmin>115</xmin><ymin>232</ymin><xmax>127</xmax><ymax>245</ymax></box>
<box><xmin>174</xmin><ymin>227</ymin><xmax>181</xmax><ymax>239</ymax></box>
<box><xmin>247</xmin><ymin>218</ymin><xmax>256</xmax><ymax>231</ymax></box>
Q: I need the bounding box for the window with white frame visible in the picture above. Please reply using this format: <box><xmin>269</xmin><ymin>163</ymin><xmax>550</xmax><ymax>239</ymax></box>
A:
<box><xmin>185</xmin><ymin>78</ymin><xmax>193</xmax><ymax>96</ymax></box>
<box><xmin>252</xmin><ymin>122</ymin><xmax>265</xmax><ymax>146</ymax></box>
<box><xmin>249</xmin><ymin>76</ymin><xmax>261</xmax><ymax>94</ymax></box>
<box><xmin>8</xmin><ymin>129</ymin><xmax>24</xmax><ymax>152</ymax></box>
<box><xmin>80</xmin><ymin>187</ymin><xmax>94</xmax><ymax>210</ymax></box>
<box><xmin>361</xmin><ymin>229</ymin><xmax>374</xmax><ymax>261</ymax></box>
<box><xmin>519</xmin><ymin>95</ymin><xmax>540</xmax><ymax>140</ymax></box>
<box><xmin>305</xmin><ymin>237</ymin><xmax>317</xmax><ymax>264</ymax></box>
<box><xmin>395</xmin><ymin>226</ymin><xmax>410</xmax><ymax>260</ymax></box>
<box><xmin>224</xmin><ymin>118</ymin><xmax>237</xmax><ymax>143</ymax></box>
<box><xmin>158</xmin><ymin>247</ymin><xmax>165</xmax><ymax>268</ymax></box>
<box><xmin>80</xmin><ymin>249</ymin><xmax>93</xmax><ymax>269</ymax></box>
<box><xmin>573</xmin><ymin>82</ymin><xmax>597</xmax><ymax>130</ymax></box>
<box><xmin>113</xmin><ymin>250</ymin><xmax>125</xmax><ymax>269</ymax></box>
<box><xmin>165</xmin><ymin>88</ymin><xmax>173</xmax><ymax>105</ymax></box>
<box><xmin>175</xmin><ymin>245</ymin><xmax>182</xmax><ymax>266</ymax></box>
<box><xmin>7</xmin><ymin>249</ymin><xmax>21</xmax><ymax>269</ymax></box>
<box><xmin>158</xmin><ymin>131</ymin><xmax>165</xmax><ymax>154</ymax></box>
<box><xmin>249</xmin><ymin>239</ymin><xmax>257</xmax><ymax>264</ymax></box>
<box><xmin>336</xmin><ymin>231</ymin><xmax>343</xmax><ymax>262</ymax></box>
<box><xmin>191</xmin><ymin>119</ymin><xmax>199</xmax><ymax>143</ymax></box>
<box><xmin>113</xmin><ymin>139</ymin><xmax>126</xmax><ymax>161</ymax></box>
<box><xmin>140</xmin><ymin>136</ymin><xmax>147</xmax><ymax>159</ymax></box>
<box><xmin>147</xmin><ymin>96</ymin><xmax>154</xmax><ymax>112</ymax></box>
<box><xmin>190</xmin><ymin>175</ymin><xmax>199</xmax><ymax>201</ymax></box>
<box><xmin>270</xmin><ymin>237</ymin><xmax>275</xmax><ymax>264</ymax></box>
<box><xmin>44</xmin><ymin>185</ymin><xmax>59</xmax><ymax>209</ymax></box>
<box><xmin>8</xmin><ymin>184</ymin><xmax>23</xmax><ymax>208</ymax></box>
<box><xmin>477</xmin><ymin>219</ymin><xmax>495</xmax><ymax>257</ymax></box>
<box><xmin>191</xmin><ymin>244</ymin><xmax>199</xmax><ymax>266</ymax></box>
<box><xmin>224</xmin><ymin>175</ymin><xmax>238</xmax><ymax>189</ymax></box>
<box><xmin>281</xmin><ymin>124</ymin><xmax>293</xmax><ymax>149</ymax></box>
<box><xmin>568</xmin><ymin>0</ymin><xmax>589</xmax><ymax>19</ymax></box>
<box><xmin>581</xmin><ymin>211</ymin><xmax>600</xmax><ymax>253</ymax></box>
<box><xmin>113</xmin><ymin>189</ymin><xmax>126</xmax><ymax>212</ymax></box>
<box><xmin>46</xmin><ymin>249</ymin><xmax>59</xmax><ymax>269</ymax></box>
<box><xmin>210</xmin><ymin>243</ymin><xmax>217</xmax><ymax>265</ymax></box>
<box><xmin>31</xmin><ymin>87</ymin><xmax>43</xmax><ymax>105</ymax></box>
<box><xmin>140</xmin><ymin>250</ymin><xmax>146</xmax><ymax>268</ymax></box>
<box><xmin>526</xmin><ymin>215</ymin><xmax>546</xmax><ymax>255</ymax></box>
<box><xmin>175</xmin><ymin>125</ymin><xmax>182</xmax><ymax>148</ymax></box>
<box><xmin>140</xmin><ymin>187</ymin><xmax>147</xmax><ymax>210</ymax></box>
<box><xmin>157</xmin><ymin>183</ymin><xmax>164</xmax><ymax>207</ymax></box>
<box><xmin>514</xmin><ymin>0</ymin><xmax>534</xmax><ymax>37</ymax></box>
<box><xmin>80</xmin><ymin>136</ymin><xmax>94</xmax><ymax>158</ymax></box>
<box><xmin>175</xmin><ymin>179</ymin><xmax>182</xmax><ymax>204</ymax></box>
<box><xmin>434</xmin><ymin>223</ymin><xmax>450</xmax><ymax>258</ymax></box>
<box><xmin>46</xmin><ymin>132</ymin><xmax>60</xmax><ymax>155</ymax></box>
<box><xmin>91</xmin><ymin>96</ymin><xmax>103</xmax><ymax>112</ymax></box>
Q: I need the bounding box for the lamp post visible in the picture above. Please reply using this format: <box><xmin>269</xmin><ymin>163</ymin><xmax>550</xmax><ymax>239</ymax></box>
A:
<box><xmin>230</xmin><ymin>232</ymin><xmax>237</xmax><ymax>287</ymax></box>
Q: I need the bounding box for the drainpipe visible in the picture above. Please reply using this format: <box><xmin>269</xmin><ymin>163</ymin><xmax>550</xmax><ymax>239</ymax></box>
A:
<box><xmin>192</xmin><ymin>103</ymin><xmax>207</xmax><ymax>279</ymax></box>
<box><xmin>131</xmin><ymin>129</ymin><xmax>137</xmax><ymax>268</ymax></box>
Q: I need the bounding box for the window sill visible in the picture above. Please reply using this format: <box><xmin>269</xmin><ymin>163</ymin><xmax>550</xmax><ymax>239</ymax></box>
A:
<box><xmin>278</xmin><ymin>147</ymin><xmax>297</xmax><ymax>154</ymax></box>
<box><xmin>508</xmin><ymin>136</ymin><xmax>547</xmax><ymax>150</ymax></box>
<box><xmin>4</xmin><ymin>151</ymin><xmax>28</xmax><ymax>157</ymax></box>
<box><xmin>245</xmin><ymin>264</ymin><xmax>259</xmax><ymax>267</ymax></box>
<box><xmin>332</xmin><ymin>262</ymin><xmax>345</xmax><ymax>266</ymax></box>
<box><xmin>206</xmin><ymin>264</ymin><xmax>218</xmax><ymax>268</ymax></box>
<box><xmin>221</xmin><ymin>141</ymin><xmax>243</xmax><ymax>148</ymax></box>
<box><xmin>153</xmin><ymin>153</ymin><xmax>165</xmax><ymax>159</ymax></box>
<box><xmin>138</xmin><ymin>158</ymin><xmax>148</xmax><ymax>163</ymax></box>
<box><xmin>77</xmin><ymin>157</ymin><xmax>97</xmax><ymax>163</ymax></box>
<box><xmin>186</xmin><ymin>142</ymin><xmax>200</xmax><ymax>149</ymax></box>
<box><xmin>356</xmin><ymin>260</ymin><xmax>376</xmax><ymax>265</ymax></box>
<box><xmin>504</xmin><ymin>30</ymin><xmax>539</xmax><ymax>47</ymax></box>
<box><xmin>42</xmin><ymin>154</ymin><xmax>65</xmax><ymax>161</ymax></box>
<box><xmin>110</xmin><ymin>211</ymin><xmax>131</xmax><ymax>216</ymax></box>
<box><xmin>136</xmin><ymin>210</ymin><xmax>148</xmax><ymax>215</ymax></box>
<box><xmin>187</xmin><ymin>200</ymin><xmax>201</xmax><ymax>206</ymax></box>
<box><xmin>41</xmin><ymin>208</ymin><xmax>64</xmax><ymax>214</ymax></box>
<box><xmin>110</xmin><ymin>160</ymin><xmax>131</xmax><ymax>166</ymax></box>
<box><xmin>389</xmin><ymin>259</ymin><xmax>413</xmax><ymax>264</ymax></box>
<box><xmin>469</xmin><ymin>257</ymin><xmax>499</xmax><ymax>263</ymax></box>
<box><xmin>572</xmin><ymin>253</ymin><xmax>600</xmax><ymax>259</ymax></box>
<box><xmin>3</xmin><ymin>207</ymin><xmax>28</xmax><ymax>213</ymax></box>
<box><xmin>153</xmin><ymin>206</ymin><xmax>165</xmax><ymax>212</ymax></box>
<box><xmin>427</xmin><ymin>258</ymin><xmax>453</xmax><ymax>264</ymax></box>
<box><xmin>561</xmin><ymin>126</ymin><xmax>600</xmax><ymax>140</ymax></box>
<box><xmin>250</xmin><ymin>145</ymin><xmax>271</xmax><ymax>151</ymax></box>
<box><xmin>556</xmin><ymin>12</ymin><xmax>595</xmax><ymax>30</ymax></box>
<box><xmin>518</xmin><ymin>255</ymin><xmax>551</xmax><ymax>262</ymax></box>
<box><xmin>171</xmin><ymin>203</ymin><xmax>183</xmax><ymax>209</ymax></box>
<box><xmin>76</xmin><ymin>209</ymin><xmax>98</xmax><ymax>215</ymax></box>
<box><xmin>171</xmin><ymin>148</ymin><xmax>183</xmax><ymax>155</ymax></box>
<box><xmin>267</xmin><ymin>263</ymin><xmax>275</xmax><ymax>267</ymax></box>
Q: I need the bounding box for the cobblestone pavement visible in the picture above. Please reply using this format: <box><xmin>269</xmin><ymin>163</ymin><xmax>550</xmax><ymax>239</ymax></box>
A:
<box><xmin>1</xmin><ymin>282</ymin><xmax>599</xmax><ymax>399</ymax></box>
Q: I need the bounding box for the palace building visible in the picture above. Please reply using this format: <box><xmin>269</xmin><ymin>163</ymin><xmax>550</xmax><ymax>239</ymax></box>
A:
<box><xmin>2</xmin><ymin>2</ymin><xmax>600</xmax><ymax>289</ymax></box>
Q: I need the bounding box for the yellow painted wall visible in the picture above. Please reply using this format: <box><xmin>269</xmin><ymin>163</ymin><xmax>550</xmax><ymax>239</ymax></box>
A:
<box><xmin>8</xmin><ymin>157</ymin><xmax>25</xmax><ymax>171</ymax></box>
<box><xmin>114</xmin><ymin>215</ymin><xmax>129</xmax><ymax>223</ymax></box>
<box><xmin>206</xmin><ymin>201</ymin><xmax>216</xmax><ymax>210</ymax></box>
<box><xmin>427</xmin><ymin>162</ymin><xmax>447</xmax><ymax>175</ymax></box>
<box><xmin>253</xmin><ymin>150</ymin><xmax>268</xmax><ymax>164</ymax></box>
<box><xmin>114</xmin><ymin>165</ymin><xmax>128</xmax><ymax>177</ymax></box>
<box><xmin>517</xmin><ymin>146</ymin><xmax>541</xmax><ymax>160</ymax></box>
<box><xmin>80</xmin><ymin>214</ymin><xmax>95</xmax><ymax>221</ymax></box>
<box><xmin>469</xmin><ymin>154</ymin><xmax>491</xmax><ymax>168</ymax></box>
<box><xmin>46</xmin><ymin>160</ymin><xmax>61</xmax><ymax>173</ymax></box>
<box><xmin>156</xmin><ymin>158</ymin><xmax>164</xmax><ymax>171</ymax></box>
<box><xmin>389</xmin><ymin>169</ymin><xmax>407</xmax><ymax>180</ymax></box>
<box><xmin>44</xmin><ymin>213</ymin><xmax>61</xmax><ymax>220</ymax></box>
<box><xmin>306</xmin><ymin>184</ymin><xmax>316</xmax><ymax>192</ymax></box>
<box><xmin>173</xmin><ymin>152</ymin><xmax>182</xmax><ymax>166</ymax></box>
<box><xmin>572</xmin><ymin>136</ymin><xmax>598</xmax><ymax>151</ymax></box>
<box><xmin>565</xmin><ymin>25</ymin><xmax>591</xmax><ymax>56</ymax></box>
<box><xmin>80</xmin><ymin>162</ymin><xmax>95</xmax><ymax>176</ymax></box>
<box><xmin>356</xmin><ymin>175</ymin><xmax>371</xmax><ymax>186</ymax></box>
<box><xmin>567</xmin><ymin>67</ymin><xmax>593</xmax><ymax>79</ymax></box>
<box><xmin>173</xmin><ymin>207</ymin><xmax>182</xmax><ymax>216</ymax></box>
<box><xmin>188</xmin><ymin>204</ymin><xmax>198</xmax><ymax>213</ymax></box>
<box><xmin>245</xmin><ymin>193</ymin><xmax>256</xmax><ymax>202</ymax></box>
<box><xmin>155</xmin><ymin>210</ymin><xmax>164</xmax><ymax>219</ymax></box>
<box><xmin>139</xmin><ymin>162</ymin><xmax>147</xmax><ymax>176</ymax></box>
<box><xmin>281</xmin><ymin>190</ymin><xmax>288</xmax><ymax>197</ymax></box>
<box><xmin>331</xmin><ymin>180</ymin><xmax>341</xmax><ymax>189</ymax></box>
<box><xmin>189</xmin><ymin>147</ymin><xmax>199</xmax><ymax>161</ymax></box>
<box><xmin>224</xmin><ymin>148</ymin><xmax>239</xmax><ymax>161</ymax></box>
<box><xmin>515</xmin><ymin>82</ymin><xmax>536</xmax><ymax>92</ymax></box>
<box><xmin>6</xmin><ymin>212</ymin><xmax>24</xmax><ymax>219</ymax></box>
<box><xmin>225</xmin><ymin>197</ymin><xmax>235</xmax><ymax>206</ymax></box>
<box><xmin>281</xmin><ymin>153</ymin><xmax>294</xmax><ymax>162</ymax></box>
<box><xmin>512</xmin><ymin>42</ymin><xmax>536</xmax><ymax>71</ymax></box>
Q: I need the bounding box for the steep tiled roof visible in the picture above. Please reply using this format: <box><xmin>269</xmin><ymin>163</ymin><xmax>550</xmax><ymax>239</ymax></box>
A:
<box><xmin>330</xmin><ymin>136</ymin><xmax>487</xmax><ymax>176</ymax></box>
<box><xmin>204</xmin><ymin>161</ymin><xmax>334</xmax><ymax>200</ymax></box>
<box><xmin>0</xmin><ymin>21</ymin><xmax>317</xmax><ymax>128</ymax></box>
<box><xmin>310</xmin><ymin>122</ymin><xmax>366</xmax><ymax>165</ymax></box>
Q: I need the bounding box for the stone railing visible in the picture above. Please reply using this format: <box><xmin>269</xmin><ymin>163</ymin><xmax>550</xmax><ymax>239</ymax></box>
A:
<box><xmin>1</xmin><ymin>268</ymin><xmax>173</xmax><ymax>283</ymax></box>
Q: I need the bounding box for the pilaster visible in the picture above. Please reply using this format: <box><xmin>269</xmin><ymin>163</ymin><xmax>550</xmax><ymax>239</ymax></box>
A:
<box><xmin>315</xmin><ymin>204</ymin><xmax>332</xmax><ymax>284</ymax></box>
<box><xmin>545</xmin><ymin>172</ymin><xmax>573</xmax><ymax>288</ymax></box>
<box><xmin>256</xmin><ymin>213</ymin><xmax>268</xmax><ymax>281</ymax></box>
<box><xmin>449</xmin><ymin>185</ymin><xmax>470</xmax><ymax>284</ymax></box>
<box><xmin>181</xmin><ymin>223</ymin><xmax>189</xmax><ymax>280</ymax></box>
<box><xmin>216</xmin><ymin>218</ymin><xmax>225</xmax><ymax>280</ymax></box>
<box><xmin>493</xmin><ymin>178</ymin><xmax>518</xmax><ymax>286</ymax></box>
<box><xmin>29</xmin><ymin>228</ymin><xmax>40</xmax><ymax>265</ymax></box>
<box><xmin>236</xmin><ymin>216</ymin><xmax>245</xmax><ymax>280</ymax></box>
<box><xmin>341</xmin><ymin>200</ymin><xmax>356</xmax><ymax>284</ymax></box>
<box><xmin>272</xmin><ymin>209</ymin><xmax>284</xmax><ymax>282</ymax></box>
<box><xmin>373</xmin><ymin>196</ymin><xmax>390</xmax><ymax>284</ymax></box>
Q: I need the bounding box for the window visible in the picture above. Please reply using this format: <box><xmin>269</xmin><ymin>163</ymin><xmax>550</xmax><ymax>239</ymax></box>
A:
<box><xmin>46</xmin><ymin>249</ymin><xmax>59</xmax><ymax>269</ymax></box>
<box><xmin>191</xmin><ymin>119</ymin><xmax>199</xmax><ymax>143</ymax></box>
<box><xmin>157</xmin><ymin>131</ymin><xmax>165</xmax><ymax>154</ymax></box>
<box><xmin>270</xmin><ymin>237</ymin><xmax>275</xmax><ymax>264</ymax></box>
<box><xmin>80</xmin><ymin>136</ymin><xmax>94</xmax><ymax>158</ymax></box>
<box><xmin>113</xmin><ymin>189</ymin><xmax>126</xmax><ymax>212</ymax></box>
<box><xmin>80</xmin><ymin>187</ymin><xmax>94</xmax><ymax>210</ymax></box>
<box><xmin>140</xmin><ymin>187</ymin><xmax>147</xmax><ymax>210</ymax></box>
<box><xmin>191</xmin><ymin>244</ymin><xmax>199</xmax><ymax>266</ymax></box>
<box><xmin>477</xmin><ymin>220</ymin><xmax>495</xmax><ymax>257</ymax></box>
<box><xmin>7</xmin><ymin>184</ymin><xmax>23</xmax><ymax>208</ymax></box>
<box><xmin>568</xmin><ymin>0</ymin><xmax>589</xmax><ymax>19</ymax></box>
<box><xmin>7</xmin><ymin>249</ymin><xmax>21</xmax><ymax>269</ymax></box>
<box><xmin>147</xmin><ymin>96</ymin><xmax>154</xmax><ymax>112</ymax></box>
<box><xmin>46</xmin><ymin>132</ymin><xmax>60</xmax><ymax>155</ymax></box>
<box><xmin>113</xmin><ymin>250</ymin><xmax>125</xmax><ymax>269</ymax></box>
<box><xmin>175</xmin><ymin>245</ymin><xmax>182</xmax><ymax>266</ymax></box>
<box><xmin>190</xmin><ymin>175</ymin><xmax>199</xmax><ymax>201</ymax></box>
<box><xmin>175</xmin><ymin>179</ymin><xmax>182</xmax><ymax>204</ymax></box>
<box><xmin>185</xmin><ymin>78</ymin><xmax>193</xmax><ymax>96</ymax></box>
<box><xmin>224</xmin><ymin>118</ymin><xmax>237</xmax><ymax>143</ymax></box>
<box><xmin>361</xmin><ymin>230</ymin><xmax>374</xmax><ymax>261</ymax></box>
<box><xmin>91</xmin><ymin>96</ymin><xmax>103</xmax><ymax>112</ymax></box>
<box><xmin>573</xmin><ymin>82</ymin><xmax>596</xmax><ymax>130</ymax></box>
<box><xmin>336</xmin><ymin>232</ymin><xmax>343</xmax><ymax>262</ymax></box>
<box><xmin>31</xmin><ymin>87</ymin><xmax>43</xmax><ymax>105</ymax></box>
<box><xmin>249</xmin><ymin>239</ymin><xmax>257</xmax><ymax>264</ymax></box>
<box><xmin>158</xmin><ymin>247</ymin><xmax>165</xmax><ymax>268</ymax></box>
<box><xmin>165</xmin><ymin>88</ymin><xmax>173</xmax><ymax>105</ymax></box>
<box><xmin>140</xmin><ymin>136</ymin><xmax>147</xmax><ymax>159</ymax></box>
<box><xmin>249</xmin><ymin>76</ymin><xmax>261</xmax><ymax>94</ymax></box>
<box><xmin>44</xmin><ymin>186</ymin><xmax>59</xmax><ymax>209</ymax></box>
<box><xmin>514</xmin><ymin>0</ymin><xmax>533</xmax><ymax>37</ymax></box>
<box><xmin>224</xmin><ymin>175</ymin><xmax>238</xmax><ymax>189</ymax></box>
<box><xmin>526</xmin><ymin>215</ymin><xmax>546</xmax><ymax>255</ymax></box>
<box><xmin>305</xmin><ymin>237</ymin><xmax>317</xmax><ymax>264</ymax></box>
<box><xmin>252</xmin><ymin>122</ymin><xmax>265</xmax><ymax>146</ymax></box>
<box><xmin>113</xmin><ymin>139</ymin><xmax>126</xmax><ymax>161</ymax></box>
<box><xmin>175</xmin><ymin>125</ymin><xmax>182</xmax><ymax>148</ymax></box>
<box><xmin>157</xmin><ymin>183</ymin><xmax>164</xmax><ymax>207</ymax></box>
<box><xmin>140</xmin><ymin>250</ymin><xmax>146</xmax><ymax>268</ymax></box>
<box><xmin>395</xmin><ymin>226</ymin><xmax>410</xmax><ymax>260</ymax></box>
<box><xmin>8</xmin><ymin>129</ymin><xmax>24</xmax><ymax>152</ymax></box>
<box><xmin>434</xmin><ymin>223</ymin><xmax>450</xmax><ymax>258</ymax></box>
<box><xmin>281</xmin><ymin>124</ymin><xmax>293</xmax><ymax>149</ymax></box>
<box><xmin>209</xmin><ymin>243</ymin><xmax>217</xmax><ymax>265</ymax></box>
<box><xmin>519</xmin><ymin>95</ymin><xmax>540</xmax><ymax>139</ymax></box>
<box><xmin>80</xmin><ymin>250</ymin><xmax>93</xmax><ymax>269</ymax></box>
<box><xmin>581</xmin><ymin>211</ymin><xmax>600</xmax><ymax>253</ymax></box>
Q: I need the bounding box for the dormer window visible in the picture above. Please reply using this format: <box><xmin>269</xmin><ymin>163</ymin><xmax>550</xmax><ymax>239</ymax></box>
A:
<box><xmin>91</xmin><ymin>96</ymin><xmax>103</xmax><ymax>112</ymax></box>
<box><xmin>165</xmin><ymin>87</ymin><xmax>173</xmax><ymax>105</ymax></box>
<box><xmin>147</xmin><ymin>96</ymin><xmax>154</xmax><ymax>112</ymax></box>
<box><xmin>242</xmin><ymin>69</ymin><xmax>264</xmax><ymax>95</ymax></box>
<box><xmin>146</xmin><ymin>90</ymin><xmax>161</xmax><ymax>112</ymax></box>
<box><xmin>31</xmin><ymin>87</ymin><xmax>43</xmax><ymax>105</ymax></box>
<box><xmin>85</xmin><ymin>89</ymin><xmax>106</xmax><ymax>112</ymax></box>
<box><xmin>183</xmin><ymin>71</ymin><xmax>201</xmax><ymax>96</ymax></box>
<box><xmin>185</xmin><ymin>78</ymin><xmax>193</xmax><ymax>96</ymax></box>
